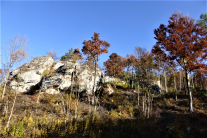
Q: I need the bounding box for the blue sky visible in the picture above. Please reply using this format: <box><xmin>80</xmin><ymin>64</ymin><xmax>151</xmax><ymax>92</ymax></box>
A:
<box><xmin>1</xmin><ymin>0</ymin><xmax>206</xmax><ymax>69</ymax></box>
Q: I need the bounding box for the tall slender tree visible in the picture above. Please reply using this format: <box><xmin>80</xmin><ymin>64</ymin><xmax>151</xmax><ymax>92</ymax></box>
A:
<box><xmin>82</xmin><ymin>32</ymin><xmax>110</xmax><ymax>106</ymax></box>
<box><xmin>154</xmin><ymin>11</ymin><xmax>207</xmax><ymax>113</ymax></box>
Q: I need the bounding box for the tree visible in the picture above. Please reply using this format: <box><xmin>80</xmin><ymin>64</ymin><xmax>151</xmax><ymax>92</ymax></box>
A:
<box><xmin>104</xmin><ymin>53</ymin><xmax>125</xmax><ymax>76</ymax></box>
<box><xmin>82</xmin><ymin>32</ymin><xmax>110</xmax><ymax>108</ymax></box>
<box><xmin>141</xmin><ymin>52</ymin><xmax>154</xmax><ymax>84</ymax></box>
<box><xmin>196</xmin><ymin>13</ymin><xmax>207</xmax><ymax>30</ymax></box>
<box><xmin>154</xmin><ymin>11</ymin><xmax>207</xmax><ymax>113</ymax></box>
<box><xmin>60</xmin><ymin>48</ymin><xmax>73</xmax><ymax>61</ymax></box>
<box><xmin>1</xmin><ymin>35</ymin><xmax>28</xmax><ymax>99</ymax></box>
<box><xmin>152</xmin><ymin>44</ymin><xmax>168</xmax><ymax>92</ymax></box>
<box><xmin>46</xmin><ymin>49</ymin><xmax>59</xmax><ymax>61</ymax></box>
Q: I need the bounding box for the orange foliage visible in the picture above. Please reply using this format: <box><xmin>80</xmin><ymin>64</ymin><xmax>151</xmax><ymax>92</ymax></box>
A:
<box><xmin>154</xmin><ymin>12</ymin><xmax>207</xmax><ymax>73</ymax></box>
<box><xmin>104</xmin><ymin>53</ymin><xmax>125</xmax><ymax>76</ymax></box>
<box><xmin>82</xmin><ymin>32</ymin><xmax>110</xmax><ymax>60</ymax></box>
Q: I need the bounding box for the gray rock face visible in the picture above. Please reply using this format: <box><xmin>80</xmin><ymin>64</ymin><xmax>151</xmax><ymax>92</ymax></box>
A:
<box><xmin>8</xmin><ymin>56</ymin><xmax>54</xmax><ymax>93</ymax></box>
<box><xmin>8</xmin><ymin>56</ymin><xmax>110</xmax><ymax>95</ymax></box>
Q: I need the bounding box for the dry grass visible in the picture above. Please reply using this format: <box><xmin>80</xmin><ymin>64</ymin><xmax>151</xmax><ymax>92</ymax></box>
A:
<box><xmin>0</xmin><ymin>86</ymin><xmax>207</xmax><ymax>137</ymax></box>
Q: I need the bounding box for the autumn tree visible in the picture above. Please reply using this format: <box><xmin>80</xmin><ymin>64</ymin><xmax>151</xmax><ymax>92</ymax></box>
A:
<box><xmin>46</xmin><ymin>49</ymin><xmax>59</xmax><ymax>61</ymax></box>
<box><xmin>140</xmin><ymin>52</ymin><xmax>154</xmax><ymax>84</ymax></box>
<box><xmin>153</xmin><ymin>11</ymin><xmax>207</xmax><ymax>113</ymax></box>
<box><xmin>104</xmin><ymin>53</ymin><xmax>125</xmax><ymax>76</ymax></box>
<box><xmin>151</xmin><ymin>44</ymin><xmax>167</xmax><ymax>91</ymax></box>
<box><xmin>123</xmin><ymin>54</ymin><xmax>136</xmax><ymax>87</ymax></box>
<box><xmin>82</xmin><ymin>32</ymin><xmax>110</xmax><ymax>107</ymax></box>
<box><xmin>1</xmin><ymin>35</ymin><xmax>28</xmax><ymax>99</ymax></box>
<box><xmin>134</xmin><ymin>46</ymin><xmax>147</xmax><ymax>80</ymax></box>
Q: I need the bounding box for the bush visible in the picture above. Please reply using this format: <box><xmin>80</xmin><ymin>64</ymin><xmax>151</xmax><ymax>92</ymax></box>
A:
<box><xmin>8</xmin><ymin>122</ymin><xmax>25</xmax><ymax>137</ymax></box>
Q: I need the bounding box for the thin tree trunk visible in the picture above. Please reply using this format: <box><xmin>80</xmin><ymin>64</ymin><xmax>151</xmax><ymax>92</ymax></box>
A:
<box><xmin>143</xmin><ymin>96</ymin><xmax>145</xmax><ymax>115</ymax></box>
<box><xmin>145</xmin><ymin>93</ymin><xmax>147</xmax><ymax>117</ymax></box>
<box><xmin>180</xmin><ymin>71</ymin><xmax>182</xmax><ymax>92</ymax></box>
<box><xmin>127</xmin><ymin>67</ymin><xmax>129</xmax><ymax>92</ymax></box>
<box><xmin>151</xmin><ymin>94</ymin><xmax>153</xmax><ymax>112</ymax></box>
<box><xmin>37</xmin><ymin>78</ymin><xmax>45</xmax><ymax>103</ymax></box>
<box><xmin>185</xmin><ymin>70</ymin><xmax>193</xmax><ymax>113</ymax></box>
<box><xmin>60</xmin><ymin>93</ymin><xmax>66</xmax><ymax>114</ymax></box>
<box><xmin>183</xmin><ymin>76</ymin><xmax>186</xmax><ymax>96</ymax></box>
<box><xmin>192</xmin><ymin>75</ymin><xmax>194</xmax><ymax>89</ymax></box>
<box><xmin>201</xmin><ymin>73</ymin><xmax>205</xmax><ymax>90</ymax></box>
<box><xmin>173</xmin><ymin>72</ymin><xmax>177</xmax><ymax>101</ymax></box>
<box><xmin>137</xmin><ymin>82</ymin><xmax>140</xmax><ymax>106</ymax></box>
<box><xmin>132</xmin><ymin>68</ymin><xmax>134</xmax><ymax>89</ymax></box>
<box><xmin>158</xmin><ymin>60</ymin><xmax>162</xmax><ymax>92</ymax></box>
<box><xmin>92</xmin><ymin>58</ymin><xmax>97</xmax><ymax>105</ymax></box>
<box><xmin>88</xmin><ymin>95</ymin><xmax>91</xmax><ymax>113</ymax></box>
<box><xmin>6</xmin><ymin>84</ymin><xmax>18</xmax><ymax>128</ymax></box>
<box><xmin>147</xmin><ymin>93</ymin><xmax>149</xmax><ymax>118</ymax></box>
<box><xmin>2</xmin><ymin>68</ymin><xmax>11</xmax><ymax>99</ymax></box>
<box><xmin>4</xmin><ymin>95</ymin><xmax>9</xmax><ymax>116</ymax></box>
<box><xmin>164</xmin><ymin>69</ymin><xmax>167</xmax><ymax>93</ymax></box>
<box><xmin>69</xmin><ymin>72</ymin><xmax>74</xmax><ymax>112</ymax></box>
<box><xmin>75</xmin><ymin>85</ymin><xmax>79</xmax><ymax>119</ymax></box>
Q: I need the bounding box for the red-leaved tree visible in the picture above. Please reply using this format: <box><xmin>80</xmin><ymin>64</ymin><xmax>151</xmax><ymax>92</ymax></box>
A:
<box><xmin>104</xmin><ymin>53</ymin><xmax>125</xmax><ymax>76</ymax></box>
<box><xmin>153</xmin><ymin>11</ymin><xmax>207</xmax><ymax>113</ymax></box>
<box><xmin>82</xmin><ymin>32</ymin><xmax>110</xmax><ymax>95</ymax></box>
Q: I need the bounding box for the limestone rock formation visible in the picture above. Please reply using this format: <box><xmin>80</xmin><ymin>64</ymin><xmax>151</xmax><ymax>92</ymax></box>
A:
<box><xmin>8</xmin><ymin>56</ymin><xmax>113</xmax><ymax>95</ymax></box>
<box><xmin>8</xmin><ymin>56</ymin><xmax>54</xmax><ymax>93</ymax></box>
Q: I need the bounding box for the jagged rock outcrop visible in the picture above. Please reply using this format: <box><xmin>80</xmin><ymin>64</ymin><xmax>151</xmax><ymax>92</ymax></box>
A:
<box><xmin>8</xmin><ymin>56</ymin><xmax>113</xmax><ymax>95</ymax></box>
<box><xmin>9</xmin><ymin>56</ymin><xmax>55</xmax><ymax>93</ymax></box>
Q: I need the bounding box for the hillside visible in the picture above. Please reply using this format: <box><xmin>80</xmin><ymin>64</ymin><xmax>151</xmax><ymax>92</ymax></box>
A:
<box><xmin>0</xmin><ymin>82</ymin><xmax>207</xmax><ymax>138</ymax></box>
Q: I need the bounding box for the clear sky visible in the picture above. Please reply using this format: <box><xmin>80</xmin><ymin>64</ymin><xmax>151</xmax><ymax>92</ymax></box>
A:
<box><xmin>1</xmin><ymin>0</ymin><xmax>206</xmax><ymax>69</ymax></box>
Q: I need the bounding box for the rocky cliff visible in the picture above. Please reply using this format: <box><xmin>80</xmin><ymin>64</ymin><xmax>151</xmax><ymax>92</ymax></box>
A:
<box><xmin>8</xmin><ymin>56</ymin><xmax>113</xmax><ymax>95</ymax></box>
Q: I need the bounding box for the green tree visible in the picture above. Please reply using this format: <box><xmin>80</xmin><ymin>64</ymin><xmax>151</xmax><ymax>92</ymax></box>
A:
<box><xmin>196</xmin><ymin>13</ymin><xmax>207</xmax><ymax>30</ymax></box>
<box><xmin>60</xmin><ymin>48</ymin><xmax>73</xmax><ymax>61</ymax></box>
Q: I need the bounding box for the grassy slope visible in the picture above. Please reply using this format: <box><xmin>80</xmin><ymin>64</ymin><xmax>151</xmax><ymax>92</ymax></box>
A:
<box><xmin>0</xmin><ymin>85</ymin><xmax>207</xmax><ymax>138</ymax></box>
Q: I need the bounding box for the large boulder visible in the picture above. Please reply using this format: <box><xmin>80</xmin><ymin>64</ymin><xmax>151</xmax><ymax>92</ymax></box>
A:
<box><xmin>8</xmin><ymin>56</ymin><xmax>108</xmax><ymax>95</ymax></box>
<box><xmin>8</xmin><ymin>56</ymin><xmax>54</xmax><ymax>93</ymax></box>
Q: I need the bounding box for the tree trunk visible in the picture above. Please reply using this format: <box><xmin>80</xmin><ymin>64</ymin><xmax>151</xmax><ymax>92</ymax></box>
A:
<box><xmin>6</xmin><ymin>83</ymin><xmax>18</xmax><ymax>128</ymax></box>
<box><xmin>164</xmin><ymin>69</ymin><xmax>168</xmax><ymax>93</ymax></box>
<box><xmin>2</xmin><ymin>68</ymin><xmax>11</xmax><ymax>99</ymax></box>
<box><xmin>132</xmin><ymin>68</ymin><xmax>134</xmax><ymax>89</ymax></box>
<box><xmin>143</xmin><ymin>96</ymin><xmax>145</xmax><ymax>115</ymax></box>
<box><xmin>93</xmin><ymin>58</ymin><xmax>97</xmax><ymax>117</ymax></box>
<box><xmin>201</xmin><ymin>73</ymin><xmax>205</xmax><ymax>90</ymax></box>
<box><xmin>183</xmin><ymin>77</ymin><xmax>186</xmax><ymax>96</ymax></box>
<box><xmin>92</xmin><ymin>59</ymin><xmax>97</xmax><ymax>99</ymax></box>
<box><xmin>185</xmin><ymin>70</ymin><xmax>194</xmax><ymax>113</ymax></box>
<box><xmin>61</xmin><ymin>93</ymin><xmax>66</xmax><ymax>114</ymax></box>
<box><xmin>146</xmin><ymin>68</ymin><xmax>149</xmax><ymax>91</ymax></box>
<box><xmin>145</xmin><ymin>93</ymin><xmax>147</xmax><ymax>117</ymax></box>
<box><xmin>180</xmin><ymin>71</ymin><xmax>182</xmax><ymax>92</ymax></box>
<box><xmin>147</xmin><ymin>93</ymin><xmax>149</xmax><ymax>118</ymax></box>
<box><xmin>69</xmin><ymin>72</ymin><xmax>74</xmax><ymax>112</ymax></box>
<box><xmin>137</xmin><ymin>82</ymin><xmax>140</xmax><ymax>106</ymax></box>
<box><xmin>75</xmin><ymin>86</ymin><xmax>79</xmax><ymax>119</ymax></box>
<box><xmin>158</xmin><ymin>60</ymin><xmax>162</xmax><ymax>92</ymax></box>
<box><xmin>192</xmin><ymin>75</ymin><xmax>194</xmax><ymax>89</ymax></box>
<box><xmin>127</xmin><ymin>67</ymin><xmax>129</xmax><ymax>91</ymax></box>
<box><xmin>173</xmin><ymin>72</ymin><xmax>177</xmax><ymax>101</ymax></box>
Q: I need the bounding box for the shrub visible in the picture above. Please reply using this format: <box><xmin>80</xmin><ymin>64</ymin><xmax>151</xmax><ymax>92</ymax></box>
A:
<box><xmin>8</xmin><ymin>122</ymin><xmax>25</xmax><ymax>137</ymax></box>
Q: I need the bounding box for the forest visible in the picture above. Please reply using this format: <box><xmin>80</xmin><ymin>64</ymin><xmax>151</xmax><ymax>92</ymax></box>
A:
<box><xmin>0</xmin><ymin>12</ymin><xmax>207</xmax><ymax>138</ymax></box>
